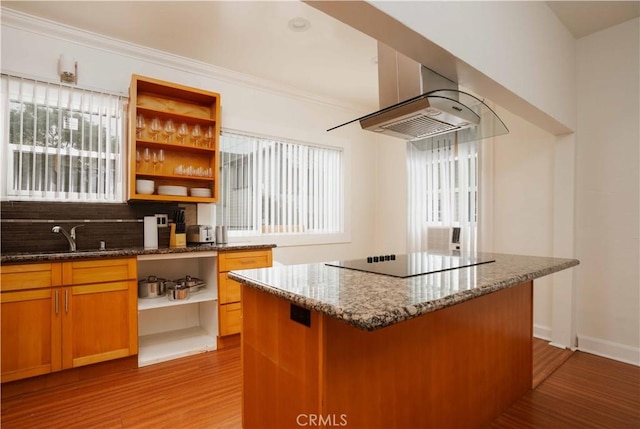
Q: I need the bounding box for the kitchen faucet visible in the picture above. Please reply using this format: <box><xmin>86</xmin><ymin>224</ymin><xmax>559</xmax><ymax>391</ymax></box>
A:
<box><xmin>51</xmin><ymin>225</ymin><xmax>84</xmax><ymax>252</ymax></box>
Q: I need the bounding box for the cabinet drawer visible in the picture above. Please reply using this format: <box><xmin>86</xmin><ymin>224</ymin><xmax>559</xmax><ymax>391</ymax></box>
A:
<box><xmin>219</xmin><ymin>302</ymin><xmax>241</xmax><ymax>336</ymax></box>
<box><xmin>1</xmin><ymin>263</ymin><xmax>62</xmax><ymax>292</ymax></box>
<box><xmin>218</xmin><ymin>273</ymin><xmax>241</xmax><ymax>304</ymax></box>
<box><xmin>218</xmin><ymin>249</ymin><xmax>272</xmax><ymax>272</ymax></box>
<box><xmin>64</xmin><ymin>258</ymin><xmax>137</xmax><ymax>285</ymax></box>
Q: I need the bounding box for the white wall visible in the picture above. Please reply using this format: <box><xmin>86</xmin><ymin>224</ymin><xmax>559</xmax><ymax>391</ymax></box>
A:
<box><xmin>575</xmin><ymin>18</ymin><xmax>640</xmax><ymax>364</ymax></box>
<box><xmin>373</xmin><ymin>133</ymin><xmax>407</xmax><ymax>254</ymax></box>
<box><xmin>489</xmin><ymin>107</ymin><xmax>556</xmax><ymax>337</ymax></box>
<box><xmin>0</xmin><ymin>11</ymin><xmax>378</xmax><ymax>265</ymax></box>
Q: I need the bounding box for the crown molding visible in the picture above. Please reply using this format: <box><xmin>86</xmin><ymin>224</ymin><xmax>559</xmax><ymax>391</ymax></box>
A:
<box><xmin>1</xmin><ymin>7</ymin><xmax>370</xmax><ymax>114</ymax></box>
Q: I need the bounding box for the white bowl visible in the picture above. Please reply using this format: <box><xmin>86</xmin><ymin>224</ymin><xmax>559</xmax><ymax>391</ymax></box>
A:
<box><xmin>136</xmin><ymin>179</ymin><xmax>154</xmax><ymax>195</ymax></box>
<box><xmin>157</xmin><ymin>185</ymin><xmax>188</xmax><ymax>196</ymax></box>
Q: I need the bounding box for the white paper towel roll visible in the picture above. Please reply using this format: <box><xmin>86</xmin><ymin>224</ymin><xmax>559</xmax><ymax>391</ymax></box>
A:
<box><xmin>144</xmin><ymin>216</ymin><xmax>158</xmax><ymax>249</ymax></box>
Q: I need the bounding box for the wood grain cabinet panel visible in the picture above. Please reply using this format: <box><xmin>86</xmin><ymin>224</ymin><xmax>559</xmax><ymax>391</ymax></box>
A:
<box><xmin>61</xmin><ymin>258</ymin><xmax>138</xmax><ymax>369</ymax></box>
<box><xmin>219</xmin><ymin>302</ymin><xmax>242</xmax><ymax>337</ymax></box>
<box><xmin>218</xmin><ymin>274</ymin><xmax>241</xmax><ymax>304</ymax></box>
<box><xmin>242</xmin><ymin>281</ymin><xmax>534</xmax><ymax>429</ymax></box>
<box><xmin>218</xmin><ymin>250</ymin><xmax>273</xmax><ymax>272</ymax></box>
<box><xmin>217</xmin><ymin>249</ymin><xmax>272</xmax><ymax>341</ymax></box>
<box><xmin>64</xmin><ymin>258</ymin><xmax>136</xmax><ymax>285</ymax></box>
<box><xmin>0</xmin><ymin>258</ymin><xmax>138</xmax><ymax>383</ymax></box>
<box><xmin>0</xmin><ymin>288</ymin><xmax>61</xmax><ymax>383</ymax></box>
<box><xmin>62</xmin><ymin>280</ymin><xmax>138</xmax><ymax>369</ymax></box>
<box><xmin>0</xmin><ymin>263</ymin><xmax>62</xmax><ymax>292</ymax></box>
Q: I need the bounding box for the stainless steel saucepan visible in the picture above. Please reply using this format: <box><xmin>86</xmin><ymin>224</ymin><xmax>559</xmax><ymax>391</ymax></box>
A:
<box><xmin>138</xmin><ymin>275</ymin><xmax>167</xmax><ymax>298</ymax></box>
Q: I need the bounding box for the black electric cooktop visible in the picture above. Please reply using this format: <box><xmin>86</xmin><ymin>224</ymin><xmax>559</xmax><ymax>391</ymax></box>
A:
<box><xmin>325</xmin><ymin>252</ymin><xmax>495</xmax><ymax>278</ymax></box>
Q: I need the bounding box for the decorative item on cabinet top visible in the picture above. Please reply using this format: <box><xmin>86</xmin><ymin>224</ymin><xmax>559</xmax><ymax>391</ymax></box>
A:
<box><xmin>128</xmin><ymin>74</ymin><xmax>221</xmax><ymax>203</ymax></box>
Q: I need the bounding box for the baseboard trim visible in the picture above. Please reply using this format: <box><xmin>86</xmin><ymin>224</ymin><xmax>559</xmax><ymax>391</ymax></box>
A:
<box><xmin>577</xmin><ymin>334</ymin><xmax>640</xmax><ymax>366</ymax></box>
<box><xmin>533</xmin><ymin>324</ymin><xmax>552</xmax><ymax>341</ymax></box>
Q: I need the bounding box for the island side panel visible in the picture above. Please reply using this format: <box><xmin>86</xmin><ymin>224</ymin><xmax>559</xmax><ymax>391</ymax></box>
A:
<box><xmin>242</xmin><ymin>285</ymin><xmax>323</xmax><ymax>429</ymax></box>
<box><xmin>322</xmin><ymin>281</ymin><xmax>533</xmax><ymax>429</ymax></box>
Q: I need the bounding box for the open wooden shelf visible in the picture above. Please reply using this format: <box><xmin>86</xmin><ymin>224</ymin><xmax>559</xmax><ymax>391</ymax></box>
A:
<box><xmin>136</xmin><ymin>106</ymin><xmax>217</xmax><ymax>125</ymax></box>
<box><xmin>135</xmin><ymin>138</ymin><xmax>216</xmax><ymax>153</ymax></box>
<box><xmin>135</xmin><ymin>172</ymin><xmax>215</xmax><ymax>182</ymax></box>
<box><xmin>127</xmin><ymin>75</ymin><xmax>221</xmax><ymax>203</ymax></box>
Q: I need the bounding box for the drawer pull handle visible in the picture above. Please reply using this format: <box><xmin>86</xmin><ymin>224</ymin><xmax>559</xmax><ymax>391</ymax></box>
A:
<box><xmin>55</xmin><ymin>290</ymin><xmax>59</xmax><ymax>315</ymax></box>
<box><xmin>65</xmin><ymin>289</ymin><xmax>69</xmax><ymax>313</ymax></box>
<box><xmin>240</xmin><ymin>259</ymin><xmax>256</xmax><ymax>264</ymax></box>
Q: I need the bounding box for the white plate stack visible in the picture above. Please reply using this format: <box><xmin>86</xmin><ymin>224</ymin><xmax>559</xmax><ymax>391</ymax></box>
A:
<box><xmin>190</xmin><ymin>188</ymin><xmax>212</xmax><ymax>197</ymax></box>
<box><xmin>158</xmin><ymin>185</ymin><xmax>188</xmax><ymax>196</ymax></box>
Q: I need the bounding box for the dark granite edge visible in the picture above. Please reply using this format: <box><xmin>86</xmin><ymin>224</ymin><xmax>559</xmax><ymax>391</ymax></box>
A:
<box><xmin>1</xmin><ymin>243</ymin><xmax>276</xmax><ymax>264</ymax></box>
<box><xmin>229</xmin><ymin>258</ymin><xmax>579</xmax><ymax>331</ymax></box>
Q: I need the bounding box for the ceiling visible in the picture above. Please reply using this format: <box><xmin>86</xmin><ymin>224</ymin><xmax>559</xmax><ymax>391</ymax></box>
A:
<box><xmin>3</xmin><ymin>1</ymin><xmax>639</xmax><ymax>110</ymax></box>
<box><xmin>546</xmin><ymin>1</ymin><xmax>639</xmax><ymax>38</ymax></box>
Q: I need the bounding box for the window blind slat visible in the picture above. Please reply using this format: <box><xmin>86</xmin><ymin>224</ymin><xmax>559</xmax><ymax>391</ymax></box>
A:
<box><xmin>3</xmin><ymin>74</ymin><xmax>124</xmax><ymax>202</ymax></box>
<box><xmin>407</xmin><ymin>136</ymin><xmax>479</xmax><ymax>253</ymax></box>
<box><xmin>219</xmin><ymin>131</ymin><xmax>342</xmax><ymax>236</ymax></box>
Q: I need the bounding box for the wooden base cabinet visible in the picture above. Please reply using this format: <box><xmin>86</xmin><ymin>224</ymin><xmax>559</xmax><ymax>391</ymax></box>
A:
<box><xmin>1</xmin><ymin>263</ymin><xmax>62</xmax><ymax>382</ymax></box>
<box><xmin>217</xmin><ymin>249</ymin><xmax>272</xmax><ymax>341</ymax></box>
<box><xmin>62</xmin><ymin>258</ymin><xmax>138</xmax><ymax>369</ymax></box>
<box><xmin>1</xmin><ymin>258</ymin><xmax>138</xmax><ymax>383</ymax></box>
<box><xmin>242</xmin><ymin>281</ymin><xmax>534</xmax><ymax>429</ymax></box>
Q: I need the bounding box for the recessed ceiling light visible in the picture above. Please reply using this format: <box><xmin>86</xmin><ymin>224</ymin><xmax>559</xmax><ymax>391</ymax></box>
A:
<box><xmin>288</xmin><ymin>17</ymin><xmax>311</xmax><ymax>32</ymax></box>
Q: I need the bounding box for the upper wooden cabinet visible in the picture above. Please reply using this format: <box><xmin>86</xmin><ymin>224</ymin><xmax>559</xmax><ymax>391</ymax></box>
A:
<box><xmin>128</xmin><ymin>75</ymin><xmax>221</xmax><ymax>203</ymax></box>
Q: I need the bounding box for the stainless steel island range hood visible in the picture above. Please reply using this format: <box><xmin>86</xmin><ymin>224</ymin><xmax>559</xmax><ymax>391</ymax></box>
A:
<box><xmin>329</xmin><ymin>43</ymin><xmax>508</xmax><ymax>144</ymax></box>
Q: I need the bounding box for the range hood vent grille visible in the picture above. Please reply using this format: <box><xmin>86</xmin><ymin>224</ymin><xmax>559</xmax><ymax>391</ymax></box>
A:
<box><xmin>384</xmin><ymin>114</ymin><xmax>457</xmax><ymax>139</ymax></box>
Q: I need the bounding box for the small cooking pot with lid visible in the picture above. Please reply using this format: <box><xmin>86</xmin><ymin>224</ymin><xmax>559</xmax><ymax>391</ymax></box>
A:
<box><xmin>174</xmin><ymin>275</ymin><xmax>201</xmax><ymax>288</ymax></box>
<box><xmin>138</xmin><ymin>275</ymin><xmax>167</xmax><ymax>298</ymax></box>
<box><xmin>167</xmin><ymin>282</ymin><xmax>190</xmax><ymax>301</ymax></box>
<box><xmin>174</xmin><ymin>275</ymin><xmax>205</xmax><ymax>293</ymax></box>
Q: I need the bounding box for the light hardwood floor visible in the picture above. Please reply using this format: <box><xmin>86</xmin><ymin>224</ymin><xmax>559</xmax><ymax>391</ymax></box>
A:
<box><xmin>1</xmin><ymin>338</ymin><xmax>638</xmax><ymax>428</ymax></box>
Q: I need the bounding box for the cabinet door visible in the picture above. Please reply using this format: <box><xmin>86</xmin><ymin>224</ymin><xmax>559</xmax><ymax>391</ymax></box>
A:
<box><xmin>219</xmin><ymin>302</ymin><xmax>242</xmax><ymax>336</ymax></box>
<box><xmin>218</xmin><ymin>273</ymin><xmax>242</xmax><ymax>304</ymax></box>
<box><xmin>61</xmin><ymin>280</ymin><xmax>138</xmax><ymax>369</ymax></box>
<box><xmin>1</xmin><ymin>288</ymin><xmax>62</xmax><ymax>382</ymax></box>
<box><xmin>218</xmin><ymin>249</ymin><xmax>273</xmax><ymax>272</ymax></box>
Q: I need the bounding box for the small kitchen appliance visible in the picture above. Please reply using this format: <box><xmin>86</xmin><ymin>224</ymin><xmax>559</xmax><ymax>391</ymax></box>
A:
<box><xmin>186</xmin><ymin>225</ymin><xmax>214</xmax><ymax>244</ymax></box>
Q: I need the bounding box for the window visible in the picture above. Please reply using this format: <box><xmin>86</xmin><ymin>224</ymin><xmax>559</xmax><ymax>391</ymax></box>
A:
<box><xmin>1</xmin><ymin>74</ymin><xmax>125</xmax><ymax>201</ymax></box>
<box><xmin>407</xmin><ymin>136</ymin><xmax>478</xmax><ymax>252</ymax></box>
<box><xmin>217</xmin><ymin>131</ymin><xmax>342</xmax><ymax>236</ymax></box>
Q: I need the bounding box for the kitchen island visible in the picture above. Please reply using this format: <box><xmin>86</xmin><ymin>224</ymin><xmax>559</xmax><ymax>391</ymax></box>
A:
<box><xmin>229</xmin><ymin>252</ymin><xmax>579</xmax><ymax>429</ymax></box>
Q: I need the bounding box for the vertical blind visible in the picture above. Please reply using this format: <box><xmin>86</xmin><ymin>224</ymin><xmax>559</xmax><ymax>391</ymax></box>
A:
<box><xmin>407</xmin><ymin>136</ymin><xmax>478</xmax><ymax>252</ymax></box>
<box><xmin>218</xmin><ymin>131</ymin><xmax>342</xmax><ymax>235</ymax></box>
<box><xmin>1</xmin><ymin>74</ymin><xmax>125</xmax><ymax>201</ymax></box>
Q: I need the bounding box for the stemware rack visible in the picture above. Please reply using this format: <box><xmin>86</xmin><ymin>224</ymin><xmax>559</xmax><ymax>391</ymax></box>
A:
<box><xmin>128</xmin><ymin>75</ymin><xmax>221</xmax><ymax>203</ymax></box>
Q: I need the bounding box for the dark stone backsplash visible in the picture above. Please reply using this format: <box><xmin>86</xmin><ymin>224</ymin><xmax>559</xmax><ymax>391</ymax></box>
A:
<box><xmin>1</xmin><ymin>201</ymin><xmax>190</xmax><ymax>254</ymax></box>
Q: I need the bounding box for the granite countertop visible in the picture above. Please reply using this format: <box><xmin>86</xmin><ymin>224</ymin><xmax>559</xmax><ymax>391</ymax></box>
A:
<box><xmin>1</xmin><ymin>243</ymin><xmax>276</xmax><ymax>264</ymax></box>
<box><xmin>228</xmin><ymin>252</ymin><xmax>579</xmax><ymax>331</ymax></box>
